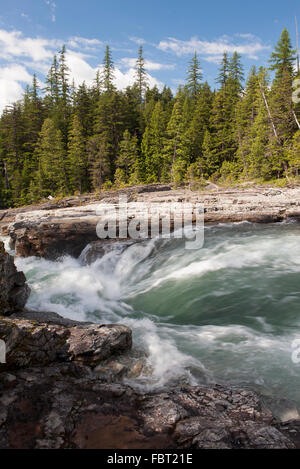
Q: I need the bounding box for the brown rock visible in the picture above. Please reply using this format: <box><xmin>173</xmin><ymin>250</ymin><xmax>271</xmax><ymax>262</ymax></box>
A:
<box><xmin>0</xmin><ymin>317</ymin><xmax>132</xmax><ymax>370</ymax></box>
<box><xmin>0</xmin><ymin>367</ymin><xmax>297</xmax><ymax>449</ymax></box>
<box><xmin>0</xmin><ymin>242</ymin><xmax>30</xmax><ymax>315</ymax></box>
<box><xmin>5</xmin><ymin>184</ymin><xmax>300</xmax><ymax>259</ymax></box>
<box><xmin>68</xmin><ymin>324</ymin><xmax>132</xmax><ymax>366</ymax></box>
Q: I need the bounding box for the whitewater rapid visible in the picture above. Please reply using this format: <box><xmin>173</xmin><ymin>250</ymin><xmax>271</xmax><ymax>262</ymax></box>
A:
<box><xmin>2</xmin><ymin>221</ymin><xmax>300</xmax><ymax>406</ymax></box>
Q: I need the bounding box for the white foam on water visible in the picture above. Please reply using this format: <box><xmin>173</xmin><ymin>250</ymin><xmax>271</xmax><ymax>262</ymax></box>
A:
<box><xmin>0</xmin><ymin>236</ymin><xmax>12</xmax><ymax>253</ymax></box>
<box><xmin>15</xmin><ymin>247</ymin><xmax>203</xmax><ymax>388</ymax></box>
<box><xmin>7</xmin><ymin>222</ymin><xmax>300</xmax><ymax>402</ymax></box>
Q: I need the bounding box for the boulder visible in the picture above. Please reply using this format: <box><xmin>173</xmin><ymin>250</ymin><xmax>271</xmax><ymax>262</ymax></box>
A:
<box><xmin>9</xmin><ymin>219</ymin><xmax>100</xmax><ymax>259</ymax></box>
<box><xmin>67</xmin><ymin>324</ymin><xmax>132</xmax><ymax>366</ymax></box>
<box><xmin>0</xmin><ymin>242</ymin><xmax>30</xmax><ymax>315</ymax></box>
<box><xmin>0</xmin><ymin>316</ymin><xmax>132</xmax><ymax>370</ymax></box>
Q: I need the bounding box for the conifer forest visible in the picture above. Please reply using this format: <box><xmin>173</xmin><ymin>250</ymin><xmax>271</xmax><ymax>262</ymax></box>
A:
<box><xmin>0</xmin><ymin>29</ymin><xmax>300</xmax><ymax>208</ymax></box>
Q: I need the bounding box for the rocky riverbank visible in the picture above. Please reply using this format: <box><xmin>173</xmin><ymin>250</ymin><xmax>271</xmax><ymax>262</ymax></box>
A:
<box><xmin>1</xmin><ymin>241</ymin><xmax>300</xmax><ymax>449</ymax></box>
<box><xmin>1</xmin><ymin>183</ymin><xmax>300</xmax><ymax>259</ymax></box>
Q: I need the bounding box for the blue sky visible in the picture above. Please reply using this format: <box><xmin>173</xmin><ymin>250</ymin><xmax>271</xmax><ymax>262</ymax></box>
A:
<box><xmin>0</xmin><ymin>0</ymin><xmax>299</xmax><ymax>112</ymax></box>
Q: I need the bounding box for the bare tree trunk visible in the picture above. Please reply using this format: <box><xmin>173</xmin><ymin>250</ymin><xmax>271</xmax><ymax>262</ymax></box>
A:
<box><xmin>259</xmin><ymin>82</ymin><xmax>278</xmax><ymax>139</ymax></box>
<box><xmin>292</xmin><ymin>108</ymin><xmax>300</xmax><ymax>130</ymax></box>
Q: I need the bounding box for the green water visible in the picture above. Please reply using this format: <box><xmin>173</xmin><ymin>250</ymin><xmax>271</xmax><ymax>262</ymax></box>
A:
<box><xmin>10</xmin><ymin>221</ymin><xmax>300</xmax><ymax>409</ymax></box>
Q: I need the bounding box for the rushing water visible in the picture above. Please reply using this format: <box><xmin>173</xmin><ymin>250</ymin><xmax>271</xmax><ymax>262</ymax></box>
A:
<box><xmin>3</xmin><ymin>222</ymin><xmax>300</xmax><ymax>408</ymax></box>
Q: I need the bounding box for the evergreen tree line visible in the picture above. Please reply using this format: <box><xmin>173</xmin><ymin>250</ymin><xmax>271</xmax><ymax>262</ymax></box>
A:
<box><xmin>0</xmin><ymin>29</ymin><xmax>300</xmax><ymax>208</ymax></box>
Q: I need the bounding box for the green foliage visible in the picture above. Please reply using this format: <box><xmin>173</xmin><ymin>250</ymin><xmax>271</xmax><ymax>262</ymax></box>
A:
<box><xmin>0</xmin><ymin>29</ymin><xmax>299</xmax><ymax>208</ymax></box>
<box><xmin>186</xmin><ymin>52</ymin><xmax>202</xmax><ymax>99</ymax></box>
<box><xmin>117</xmin><ymin>130</ymin><xmax>138</xmax><ymax>183</ymax></box>
<box><xmin>286</xmin><ymin>131</ymin><xmax>300</xmax><ymax>176</ymax></box>
<box><xmin>135</xmin><ymin>46</ymin><xmax>148</xmax><ymax>104</ymax></box>
<box><xmin>68</xmin><ymin>114</ymin><xmax>88</xmax><ymax>193</ymax></box>
<box><xmin>36</xmin><ymin>118</ymin><xmax>67</xmax><ymax>197</ymax></box>
<box><xmin>114</xmin><ymin>167</ymin><xmax>127</xmax><ymax>188</ymax></box>
<box><xmin>269</xmin><ymin>28</ymin><xmax>296</xmax><ymax>80</ymax></box>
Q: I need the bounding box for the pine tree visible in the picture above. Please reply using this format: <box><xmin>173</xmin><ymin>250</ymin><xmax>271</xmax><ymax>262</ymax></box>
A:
<box><xmin>135</xmin><ymin>46</ymin><xmax>148</xmax><ymax>104</ymax></box>
<box><xmin>59</xmin><ymin>45</ymin><xmax>71</xmax><ymax>109</ymax></box>
<box><xmin>102</xmin><ymin>45</ymin><xmax>115</xmax><ymax>92</ymax></box>
<box><xmin>182</xmin><ymin>82</ymin><xmax>213</xmax><ymax>166</ymax></box>
<box><xmin>93</xmin><ymin>90</ymin><xmax>123</xmax><ymax>180</ymax></box>
<box><xmin>0</xmin><ymin>103</ymin><xmax>25</xmax><ymax>204</ymax></box>
<box><xmin>142</xmin><ymin>101</ymin><xmax>166</xmax><ymax>182</ymax></box>
<box><xmin>20</xmin><ymin>78</ymin><xmax>44</xmax><ymax>204</ymax></box>
<box><xmin>45</xmin><ymin>55</ymin><xmax>60</xmax><ymax>109</ymax></box>
<box><xmin>114</xmin><ymin>167</ymin><xmax>127</xmax><ymax>187</ymax></box>
<box><xmin>117</xmin><ymin>130</ymin><xmax>138</xmax><ymax>183</ymax></box>
<box><xmin>36</xmin><ymin>118</ymin><xmax>66</xmax><ymax>197</ymax></box>
<box><xmin>201</xmin><ymin>129</ymin><xmax>217</xmax><ymax>177</ymax></box>
<box><xmin>162</xmin><ymin>91</ymin><xmax>185</xmax><ymax>182</ymax></box>
<box><xmin>186</xmin><ymin>52</ymin><xmax>202</xmax><ymax>100</ymax></box>
<box><xmin>68</xmin><ymin>114</ymin><xmax>87</xmax><ymax>193</ymax></box>
<box><xmin>248</xmin><ymin>101</ymin><xmax>270</xmax><ymax>178</ymax></box>
<box><xmin>286</xmin><ymin>130</ymin><xmax>300</xmax><ymax>176</ymax></box>
<box><xmin>123</xmin><ymin>84</ymin><xmax>142</xmax><ymax>138</ymax></box>
<box><xmin>73</xmin><ymin>82</ymin><xmax>93</xmax><ymax>139</ymax></box>
<box><xmin>270</xmin><ymin>28</ymin><xmax>296</xmax><ymax>80</ymax></box>
<box><xmin>217</xmin><ymin>52</ymin><xmax>230</xmax><ymax>88</ymax></box>
<box><xmin>229</xmin><ymin>52</ymin><xmax>244</xmax><ymax>97</ymax></box>
<box><xmin>1</xmin><ymin>29</ymin><xmax>300</xmax><ymax>208</ymax></box>
<box><xmin>88</xmin><ymin>136</ymin><xmax>111</xmax><ymax>190</ymax></box>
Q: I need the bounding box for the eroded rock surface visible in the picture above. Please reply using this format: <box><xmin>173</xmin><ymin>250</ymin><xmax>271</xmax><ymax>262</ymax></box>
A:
<box><xmin>3</xmin><ymin>184</ymin><xmax>300</xmax><ymax>258</ymax></box>
<box><xmin>0</xmin><ymin>242</ymin><xmax>30</xmax><ymax>315</ymax></box>
<box><xmin>0</xmin><ymin>232</ymin><xmax>299</xmax><ymax>449</ymax></box>
<box><xmin>0</xmin><ymin>316</ymin><xmax>132</xmax><ymax>370</ymax></box>
<box><xmin>0</xmin><ymin>367</ymin><xmax>296</xmax><ymax>449</ymax></box>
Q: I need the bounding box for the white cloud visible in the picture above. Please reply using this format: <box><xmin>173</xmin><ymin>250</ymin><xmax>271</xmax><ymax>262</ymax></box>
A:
<box><xmin>0</xmin><ymin>64</ymin><xmax>32</xmax><ymax>83</ymax></box>
<box><xmin>120</xmin><ymin>57</ymin><xmax>175</xmax><ymax>71</ymax></box>
<box><xmin>66</xmin><ymin>53</ymin><xmax>162</xmax><ymax>90</ymax></box>
<box><xmin>45</xmin><ymin>1</ymin><xmax>56</xmax><ymax>23</ymax></box>
<box><xmin>66</xmin><ymin>50</ymin><xmax>97</xmax><ymax>86</ymax></box>
<box><xmin>203</xmin><ymin>55</ymin><xmax>224</xmax><ymax>64</ymax></box>
<box><xmin>129</xmin><ymin>36</ymin><xmax>146</xmax><ymax>45</ymax></box>
<box><xmin>235</xmin><ymin>33</ymin><xmax>257</xmax><ymax>40</ymax></box>
<box><xmin>114</xmin><ymin>67</ymin><xmax>162</xmax><ymax>90</ymax></box>
<box><xmin>0</xmin><ymin>64</ymin><xmax>32</xmax><ymax>112</ymax></box>
<box><xmin>68</xmin><ymin>36</ymin><xmax>103</xmax><ymax>51</ymax></box>
<box><xmin>158</xmin><ymin>35</ymin><xmax>270</xmax><ymax>60</ymax></box>
<box><xmin>0</xmin><ymin>28</ymin><xmax>162</xmax><ymax>113</ymax></box>
<box><xmin>0</xmin><ymin>29</ymin><xmax>60</xmax><ymax>62</ymax></box>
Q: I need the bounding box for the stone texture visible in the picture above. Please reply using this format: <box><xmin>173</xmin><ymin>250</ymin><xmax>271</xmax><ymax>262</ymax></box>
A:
<box><xmin>0</xmin><ymin>212</ymin><xmax>300</xmax><ymax>449</ymax></box>
<box><xmin>3</xmin><ymin>184</ymin><xmax>300</xmax><ymax>259</ymax></box>
<box><xmin>67</xmin><ymin>324</ymin><xmax>132</xmax><ymax>366</ymax></box>
<box><xmin>0</xmin><ymin>242</ymin><xmax>30</xmax><ymax>315</ymax></box>
<box><xmin>0</xmin><ymin>316</ymin><xmax>132</xmax><ymax>370</ymax></box>
<box><xmin>0</xmin><ymin>368</ymin><xmax>296</xmax><ymax>449</ymax></box>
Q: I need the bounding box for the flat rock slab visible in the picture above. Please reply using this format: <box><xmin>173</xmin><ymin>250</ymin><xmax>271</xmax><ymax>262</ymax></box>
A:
<box><xmin>0</xmin><ymin>316</ymin><xmax>132</xmax><ymax>369</ymax></box>
<box><xmin>3</xmin><ymin>185</ymin><xmax>300</xmax><ymax>259</ymax></box>
<box><xmin>0</xmin><ymin>365</ymin><xmax>296</xmax><ymax>449</ymax></box>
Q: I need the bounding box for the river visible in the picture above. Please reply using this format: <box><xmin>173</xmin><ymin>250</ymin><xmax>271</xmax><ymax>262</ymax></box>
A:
<box><xmin>3</xmin><ymin>221</ymin><xmax>300</xmax><ymax>410</ymax></box>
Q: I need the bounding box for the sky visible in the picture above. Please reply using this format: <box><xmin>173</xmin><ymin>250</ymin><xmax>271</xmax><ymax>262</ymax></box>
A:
<box><xmin>0</xmin><ymin>0</ymin><xmax>299</xmax><ymax>113</ymax></box>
